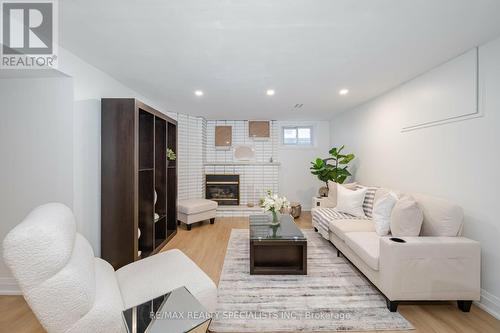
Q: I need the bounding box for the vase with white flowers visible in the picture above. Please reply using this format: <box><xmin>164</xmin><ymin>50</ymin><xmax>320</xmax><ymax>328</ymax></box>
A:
<box><xmin>260</xmin><ymin>190</ymin><xmax>291</xmax><ymax>225</ymax></box>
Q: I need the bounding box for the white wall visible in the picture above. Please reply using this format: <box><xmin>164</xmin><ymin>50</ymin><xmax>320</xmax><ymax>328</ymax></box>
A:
<box><xmin>278</xmin><ymin>121</ymin><xmax>331</xmax><ymax>210</ymax></box>
<box><xmin>0</xmin><ymin>77</ymin><xmax>74</xmax><ymax>293</ymax></box>
<box><xmin>329</xmin><ymin>37</ymin><xmax>500</xmax><ymax>318</ymax></box>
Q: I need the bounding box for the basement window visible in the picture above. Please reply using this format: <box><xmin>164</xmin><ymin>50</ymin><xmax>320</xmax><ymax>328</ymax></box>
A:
<box><xmin>282</xmin><ymin>126</ymin><xmax>313</xmax><ymax>146</ymax></box>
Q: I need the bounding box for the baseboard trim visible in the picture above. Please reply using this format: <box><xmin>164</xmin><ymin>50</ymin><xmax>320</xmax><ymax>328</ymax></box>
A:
<box><xmin>475</xmin><ymin>289</ymin><xmax>500</xmax><ymax>320</ymax></box>
<box><xmin>0</xmin><ymin>277</ymin><xmax>21</xmax><ymax>295</ymax></box>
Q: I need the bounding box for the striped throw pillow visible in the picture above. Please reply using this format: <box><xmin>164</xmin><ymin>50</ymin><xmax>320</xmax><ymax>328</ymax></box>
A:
<box><xmin>356</xmin><ymin>185</ymin><xmax>379</xmax><ymax>218</ymax></box>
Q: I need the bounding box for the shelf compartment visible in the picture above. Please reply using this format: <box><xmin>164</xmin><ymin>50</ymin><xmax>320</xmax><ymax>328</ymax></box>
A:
<box><xmin>167</xmin><ymin>166</ymin><xmax>177</xmax><ymax>238</ymax></box>
<box><xmin>154</xmin><ymin>216</ymin><xmax>167</xmax><ymax>249</ymax></box>
<box><xmin>139</xmin><ymin>109</ymin><xmax>154</xmax><ymax>170</ymax></box>
<box><xmin>138</xmin><ymin>170</ymin><xmax>154</xmax><ymax>257</ymax></box>
<box><xmin>155</xmin><ymin>117</ymin><xmax>167</xmax><ymax>218</ymax></box>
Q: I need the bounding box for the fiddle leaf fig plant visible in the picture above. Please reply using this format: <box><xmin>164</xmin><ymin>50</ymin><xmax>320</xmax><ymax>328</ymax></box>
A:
<box><xmin>310</xmin><ymin>145</ymin><xmax>355</xmax><ymax>186</ymax></box>
<box><xmin>310</xmin><ymin>158</ymin><xmax>335</xmax><ymax>186</ymax></box>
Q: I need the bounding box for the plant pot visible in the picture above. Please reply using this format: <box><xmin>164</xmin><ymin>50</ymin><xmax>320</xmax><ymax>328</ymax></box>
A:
<box><xmin>318</xmin><ymin>186</ymin><xmax>329</xmax><ymax>197</ymax></box>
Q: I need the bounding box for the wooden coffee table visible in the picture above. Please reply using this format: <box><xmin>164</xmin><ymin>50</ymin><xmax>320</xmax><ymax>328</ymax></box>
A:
<box><xmin>249</xmin><ymin>214</ymin><xmax>307</xmax><ymax>275</ymax></box>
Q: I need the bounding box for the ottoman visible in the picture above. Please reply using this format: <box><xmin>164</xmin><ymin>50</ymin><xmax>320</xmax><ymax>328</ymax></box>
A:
<box><xmin>177</xmin><ymin>199</ymin><xmax>218</xmax><ymax>230</ymax></box>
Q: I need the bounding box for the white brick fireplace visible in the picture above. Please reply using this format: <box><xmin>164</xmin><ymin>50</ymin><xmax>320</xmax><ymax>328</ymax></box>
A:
<box><xmin>204</xmin><ymin>120</ymin><xmax>280</xmax><ymax>216</ymax></box>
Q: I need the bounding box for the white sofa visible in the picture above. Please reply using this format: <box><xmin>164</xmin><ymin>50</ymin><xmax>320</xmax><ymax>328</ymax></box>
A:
<box><xmin>312</xmin><ymin>186</ymin><xmax>481</xmax><ymax>312</ymax></box>
<box><xmin>3</xmin><ymin>203</ymin><xmax>217</xmax><ymax>333</ymax></box>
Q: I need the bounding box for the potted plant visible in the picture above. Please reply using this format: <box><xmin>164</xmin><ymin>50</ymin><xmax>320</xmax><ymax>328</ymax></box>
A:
<box><xmin>310</xmin><ymin>145</ymin><xmax>355</xmax><ymax>197</ymax></box>
<box><xmin>260</xmin><ymin>190</ymin><xmax>291</xmax><ymax>225</ymax></box>
<box><xmin>166</xmin><ymin>148</ymin><xmax>176</xmax><ymax>166</ymax></box>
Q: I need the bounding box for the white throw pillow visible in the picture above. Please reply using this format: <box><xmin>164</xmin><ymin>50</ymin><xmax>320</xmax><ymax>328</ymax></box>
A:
<box><xmin>372</xmin><ymin>191</ymin><xmax>398</xmax><ymax>236</ymax></box>
<box><xmin>390</xmin><ymin>195</ymin><xmax>424</xmax><ymax>237</ymax></box>
<box><xmin>335</xmin><ymin>185</ymin><xmax>367</xmax><ymax>218</ymax></box>
<box><xmin>327</xmin><ymin>181</ymin><xmax>358</xmax><ymax>206</ymax></box>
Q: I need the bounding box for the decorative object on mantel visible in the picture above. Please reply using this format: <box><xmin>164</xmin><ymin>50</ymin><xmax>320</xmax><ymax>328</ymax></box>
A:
<box><xmin>248</xmin><ymin>120</ymin><xmax>270</xmax><ymax>139</ymax></box>
<box><xmin>260</xmin><ymin>190</ymin><xmax>290</xmax><ymax>225</ymax></box>
<box><xmin>234</xmin><ymin>144</ymin><xmax>255</xmax><ymax>161</ymax></box>
<box><xmin>215</xmin><ymin>125</ymin><xmax>232</xmax><ymax>148</ymax></box>
<box><xmin>310</xmin><ymin>145</ymin><xmax>356</xmax><ymax>197</ymax></box>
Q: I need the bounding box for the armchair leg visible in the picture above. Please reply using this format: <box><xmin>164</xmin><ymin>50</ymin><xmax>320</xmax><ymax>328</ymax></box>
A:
<box><xmin>187</xmin><ymin>224</ymin><xmax>192</xmax><ymax>231</ymax></box>
<box><xmin>210</xmin><ymin>218</ymin><xmax>215</xmax><ymax>224</ymax></box>
<box><xmin>314</xmin><ymin>227</ymin><xmax>318</xmax><ymax>232</ymax></box>
<box><xmin>337</xmin><ymin>250</ymin><xmax>341</xmax><ymax>257</ymax></box>
<box><xmin>386</xmin><ymin>299</ymin><xmax>399</xmax><ymax>312</ymax></box>
<box><xmin>177</xmin><ymin>220</ymin><xmax>181</xmax><ymax>226</ymax></box>
<box><xmin>457</xmin><ymin>300</ymin><xmax>472</xmax><ymax>312</ymax></box>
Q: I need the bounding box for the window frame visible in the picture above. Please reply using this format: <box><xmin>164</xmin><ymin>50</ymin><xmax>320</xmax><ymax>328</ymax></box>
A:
<box><xmin>281</xmin><ymin>125</ymin><xmax>314</xmax><ymax>146</ymax></box>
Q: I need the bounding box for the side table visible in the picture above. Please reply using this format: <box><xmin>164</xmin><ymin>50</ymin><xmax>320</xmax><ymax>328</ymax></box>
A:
<box><xmin>311</xmin><ymin>196</ymin><xmax>331</xmax><ymax>208</ymax></box>
<box><xmin>123</xmin><ymin>286</ymin><xmax>211</xmax><ymax>333</ymax></box>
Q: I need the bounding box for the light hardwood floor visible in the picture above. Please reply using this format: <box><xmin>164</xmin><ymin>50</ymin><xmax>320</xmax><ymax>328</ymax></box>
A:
<box><xmin>1</xmin><ymin>212</ymin><xmax>499</xmax><ymax>333</ymax></box>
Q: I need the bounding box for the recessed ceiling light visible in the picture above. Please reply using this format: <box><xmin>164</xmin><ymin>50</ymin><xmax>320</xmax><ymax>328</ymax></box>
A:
<box><xmin>339</xmin><ymin>89</ymin><xmax>349</xmax><ymax>95</ymax></box>
<box><xmin>194</xmin><ymin>90</ymin><xmax>204</xmax><ymax>96</ymax></box>
<box><xmin>266</xmin><ymin>89</ymin><xmax>275</xmax><ymax>96</ymax></box>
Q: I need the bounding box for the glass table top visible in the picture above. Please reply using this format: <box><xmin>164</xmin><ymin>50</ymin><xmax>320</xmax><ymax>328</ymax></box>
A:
<box><xmin>123</xmin><ymin>286</ymin><xmax>211</xmax><ymax>333</ymax></box>
<box><xmin>249</xmin><ymin>214</ymin><xmax>306</xmax><ymax>241</ymax></box>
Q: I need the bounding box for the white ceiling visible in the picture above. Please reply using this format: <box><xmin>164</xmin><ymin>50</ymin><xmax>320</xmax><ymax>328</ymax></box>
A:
<box><xmin>60</xmin><ymin>0</ymin><xmax>500</xmax><ymax>120</ymax></box>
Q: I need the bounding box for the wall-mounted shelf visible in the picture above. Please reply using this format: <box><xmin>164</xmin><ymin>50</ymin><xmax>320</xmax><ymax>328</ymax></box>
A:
<box><xmin>204</xmin><ymin>161</ymin><xmax>281</xmax><ymax>166</ymax></box>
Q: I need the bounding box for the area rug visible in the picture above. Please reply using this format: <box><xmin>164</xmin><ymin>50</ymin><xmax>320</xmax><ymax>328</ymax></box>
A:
<box><xmin>210</xmin><ymin>229</ymin><xmax>413</xmax><ymax>332</ymax></box>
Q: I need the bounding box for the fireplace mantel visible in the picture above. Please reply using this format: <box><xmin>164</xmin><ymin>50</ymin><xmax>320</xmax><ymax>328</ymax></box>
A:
<box><xmin>204</xmin><ymin>161</ymin><xmax>281</xmax><ymax>166</ymax></box>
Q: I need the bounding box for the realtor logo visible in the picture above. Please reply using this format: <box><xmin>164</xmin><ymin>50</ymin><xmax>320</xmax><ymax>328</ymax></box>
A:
<box><xmin>1</xmin><ymin>0</ymin><xmax>58</xmax><ymax>68</ymax></box>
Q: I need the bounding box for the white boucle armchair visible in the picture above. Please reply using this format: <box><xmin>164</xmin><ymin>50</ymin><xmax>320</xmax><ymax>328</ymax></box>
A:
<box><xmin>3</xmin><ymin>203</ymin><xmax>217</xmax><ymax>333</ymax></box>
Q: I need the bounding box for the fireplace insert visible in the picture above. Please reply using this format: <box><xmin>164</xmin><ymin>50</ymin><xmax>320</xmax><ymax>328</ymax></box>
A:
<box><xmin>205</xmin><ymin>174</ymin><xmax>240</xmax><ymax>206</ymax></box>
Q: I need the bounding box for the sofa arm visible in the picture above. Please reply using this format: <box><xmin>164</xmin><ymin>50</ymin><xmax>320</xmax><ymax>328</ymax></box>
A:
<box><xmin>116</xmin><ymin>249</ymin><xmax>217</xmax><ymax>311</ymax></box>
<box><xmin>379</xmin><ymin>237</ymin><xmax>480</xmax><ymax>301</ymax></box>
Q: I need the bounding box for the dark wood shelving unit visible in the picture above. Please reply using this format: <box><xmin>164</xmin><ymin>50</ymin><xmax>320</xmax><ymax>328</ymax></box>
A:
<box><xmin>101</xmin><ymin>98</ymin><xmax>177</xmax><ymax>269</ymax></box>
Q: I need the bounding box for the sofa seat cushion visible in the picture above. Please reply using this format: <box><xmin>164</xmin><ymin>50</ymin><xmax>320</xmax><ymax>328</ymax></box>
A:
<box><xmin>343</xmin><ymin>232</ymin><xmax>381</xmax><ymax>271</ymax></box>
<box><xmin>328</xmin><ymin>219</ymin><xmax>375</xmax><ymax>241</ymax></box>
<box><xmin>178</xmin><ymin>199</ymin><xmax>218</xmax><ymax>214</ymax></box>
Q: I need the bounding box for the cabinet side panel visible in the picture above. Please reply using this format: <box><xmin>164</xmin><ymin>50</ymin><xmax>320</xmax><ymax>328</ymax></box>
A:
<box><xmin>101</xmin><ymin>98</ymin><xmax>136</xmax><ymax>269</ymax></box>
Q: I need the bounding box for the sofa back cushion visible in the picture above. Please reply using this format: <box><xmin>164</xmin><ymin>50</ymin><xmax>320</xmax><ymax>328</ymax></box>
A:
<box><xmin>356</xmin><ymin>185</ymin><xmax>378</xmax><ymax>218</ymax></box>
<box><xmin>412</xmin><ymin>193</ymin><xmax>464</xmax><ymax>237</ymax></box>
<box><xmin>335</xmin><ymin>185</ymin><xmax>368</xmax><ymax>218</ymax></box>
<box><xmin>372</xmin><ymin>191</ymin><xmax>398</xmax><ymax>236</ymax></box>
<box><xmin>327</xmin><ymin>181</ymin><xmax>357</xmax><ymax>207</ymax></box>
<box><xmin>390</xmin><ymin>195</ymin><xmax>424</xmax><ymax>236</ymax></box>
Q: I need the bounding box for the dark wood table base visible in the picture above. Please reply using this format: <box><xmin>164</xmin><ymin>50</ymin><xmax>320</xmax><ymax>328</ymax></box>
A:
<box><xmin>250</xmin><ymin>239</ymin><xmax>307</xmax><ymax>275</ymax></box>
